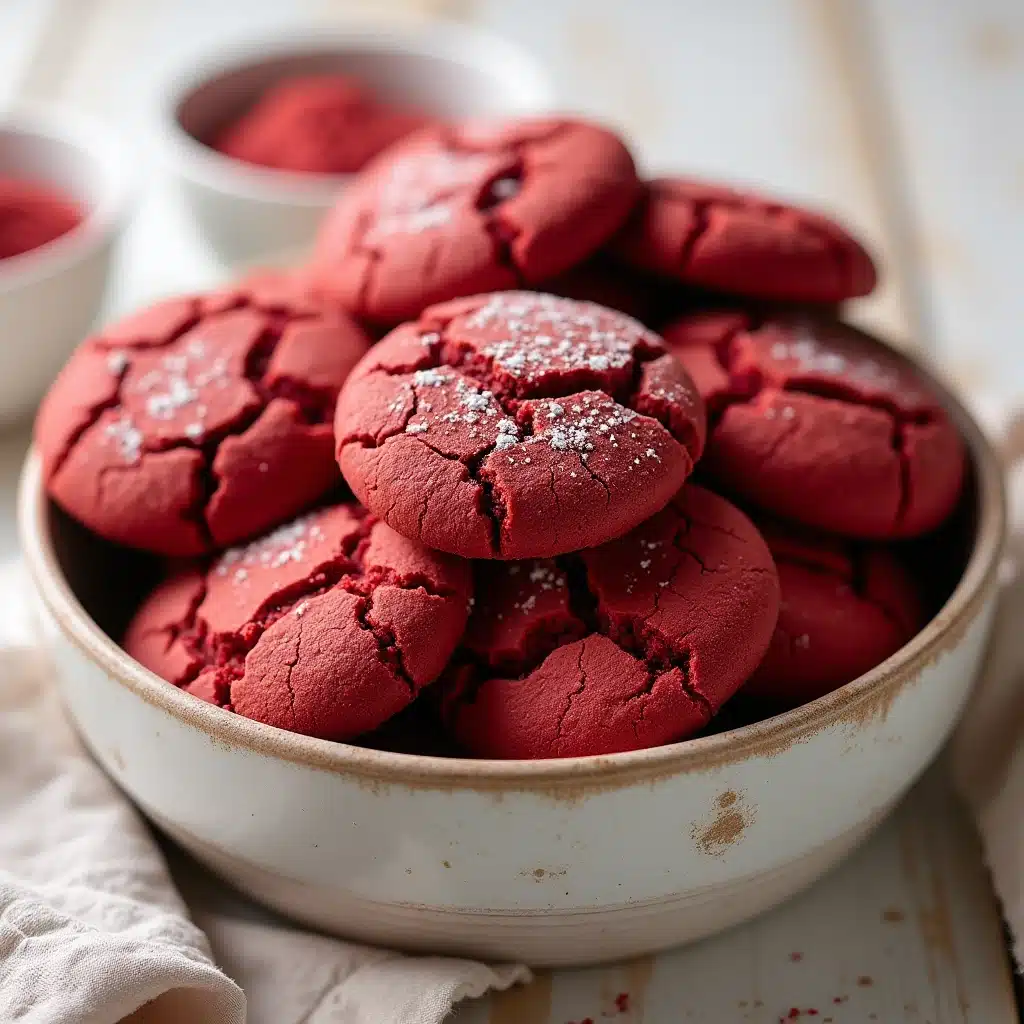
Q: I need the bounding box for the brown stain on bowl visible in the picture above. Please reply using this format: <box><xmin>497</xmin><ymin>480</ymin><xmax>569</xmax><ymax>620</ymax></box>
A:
<box><xmin>693</xmin><ymin>790</ymin><xmax>754</xmax><ymax>855</ymax></box>
<box><xmin>520</xmin><ymin>866</ymin><xmax>567</xmax><ymax>882</ymax></box>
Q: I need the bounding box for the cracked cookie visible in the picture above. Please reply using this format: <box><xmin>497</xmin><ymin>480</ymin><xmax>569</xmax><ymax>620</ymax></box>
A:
<box><xmin>335</xmin><ymin>291</ymin><xmax>706</xmax><ymax>559</ymax></box>
<box><xmin>664</xmin><ymin>312</ymin><xmax>965</xmax><ymax>538</ymax></box>
<box><xmin>439</xmin><ymin>485</ymin><xmax>779</xmax><ymax>758</ymax></box>
<box><xmin>306</xmin><ymin>117</ymin><xmax>641</xmax><ymax>324</ymax></box>
<box><xmin>35</xmin><ymin>272</ymin><xmax>370</xmax><ymax>556</ymax></box>
<box><xmin>744</xmin><ymin>520</ymin><xmax>922</xmax><ymax>709</ymax></box>
<box><xmin>612</xmin><ymin>178</ymin><xmax>877</xmax><ymax>303</ymax></box>
<box><xmin>124</xmin><ymin>500</ymin><xmax>473</xmax><ymax>740</ymax></box>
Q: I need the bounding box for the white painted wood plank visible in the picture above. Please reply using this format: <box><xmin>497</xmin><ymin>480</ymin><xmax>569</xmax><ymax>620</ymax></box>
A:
<box><xmin>463</xmin><ymin>771</ymin><xmax>1017</xmax><ymax>1024</ymax></box>
<box><xmin>866</xmin><ymin>0</ymin><xmax>1024</xmax><ymax>394</ymax></box>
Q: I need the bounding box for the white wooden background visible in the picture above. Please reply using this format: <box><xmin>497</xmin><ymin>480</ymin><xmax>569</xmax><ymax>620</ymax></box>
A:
<box><xmin>0</xmin><ymin>1</ymin><xmax>1021</xmax><ymax>1022</ymax></box>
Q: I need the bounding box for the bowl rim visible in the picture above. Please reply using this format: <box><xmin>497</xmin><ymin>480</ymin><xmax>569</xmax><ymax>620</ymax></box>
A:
<box><xmin>152</xmin><ymin>19</ymin><xmax>556</xmax><ymax>207</ymax></box>
<box><xmin>0</xmin><ymin>102</ymin><xmax>135</xmax><ymax>291</ymax></box>
<box><xmin>19</xmin><ymin>349</ymin><xmax>1006</xmax><ymax>792</ymax></box>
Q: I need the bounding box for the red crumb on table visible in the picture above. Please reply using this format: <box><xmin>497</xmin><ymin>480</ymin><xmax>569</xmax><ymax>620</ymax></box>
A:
<box><xmin>615</xmin><ymin>992</ymin><xmax>630</xmax><ymax>1012</ymax></box>
<box><xmin>790</xmin><ymin>951</ymin><xmax>804</xmax><ymax>962</ymax></box>
<box><xmin>214</xmin><ymin>74</ymin><xmax>432</xmax><ymax>174</ymax></box>
<box><xmin>0</xmin><ymin>176</ymin><xmax>82</xmax><ymax>260</ymax></box>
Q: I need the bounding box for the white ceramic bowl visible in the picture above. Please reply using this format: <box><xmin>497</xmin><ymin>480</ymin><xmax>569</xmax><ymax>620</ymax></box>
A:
<box><xmin>18</xmin><ymin>362</ymin><xmax>1004</xmax><ymax>967</ymax></box>
<box><xmin>0</xmin><ymin>105</ymin><xmax>131</xmax><ymax>425</ymax></box>
<box><xmin>155</xmin><ymin>23</ymin><xmax>555</xmax><ymax>265</ymax></box>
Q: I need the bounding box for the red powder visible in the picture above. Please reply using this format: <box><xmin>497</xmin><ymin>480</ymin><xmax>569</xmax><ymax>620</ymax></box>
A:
<box><xmin>213</xmin><ymin>74</ymin><xmax>434</xmax><ymax>174</ymax></box>
<box><xmin>0</xmin><ymin>177</ymin><xmax>82</xmax><ymax>260</ymax></box>
<box><xmin>614</xmin><ymin>993</ymin><xmax>630</xmax><ymax>1013</ymax></box>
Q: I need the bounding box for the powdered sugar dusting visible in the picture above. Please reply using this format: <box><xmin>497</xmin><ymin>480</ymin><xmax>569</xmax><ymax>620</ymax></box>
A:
<box><xmin>465</xmin><ymin>292</ymin><xmax>655</xmax><ymax>383</ymax></box>
<box><xmin>508</xmin><ymin>559</ymin><xmax>568</xmax><ymax>613</ymax></box>
<box><xmin>106</xmin><ymin>350</ymin><xmax>129</xmax><ymax>375</ymax></box>
<box><xmin>534</xmin><ymin>392</ymin><xmax>654</xmax><ymax>466</ymax></box>
<box><xmin>365</xmin><ymin>148</ymin><xmax>492</xmax><ymax>240</ymax></box>
<box><xmin>103</xmin><ymin>414</ymin><xmax>142</xmax><ymax>464</ymax></box>
<box><xmin>769</xmin><ymin>328</ymin><xmax>903</xmax><ymax>393</ymax></box>
<box><xmin>216</xmin><ymin>512</ymin><xmax>328</xmax><ymax>578</ymax></box>
<box><xmin>128</xmin><ymin>332</ymin><xmax>230</xmax><ymax>434</ymax></box>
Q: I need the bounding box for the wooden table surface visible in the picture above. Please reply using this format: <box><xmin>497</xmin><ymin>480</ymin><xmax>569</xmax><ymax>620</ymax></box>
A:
<box><xmin>0</xmin><ymin>1</ymin><xmax>1021</xmax><ymax>1021</ymax></box>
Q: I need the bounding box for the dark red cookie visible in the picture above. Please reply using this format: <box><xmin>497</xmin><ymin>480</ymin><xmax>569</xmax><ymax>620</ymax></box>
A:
<box><xmin>664</xmin><ymin>312</ymin><xmax>966</xmax><ymax>538</ymax></box>
<box><xmin>440</xmin><ymin>485</ymin><xmax>779</xmax><ymax>758</ymax></box>
<box><xmin>307</xmin><ymin>118</ymin><xmax>641</xmax><ymax>324</ymax></box>
<box><xmin>745</xmin><ymin>521</ymin><xmax>922</xmax><ymax>709</ymax></box>
<box><xmin>612</xmin><ymin>178</ymin><xmax>877</xmax><ymax>303</ymax></box>
<box><xmin>335</xmin><ymin>291</ymin><xmax>706</xmax><ymax>559</ymax></box>
<box><xmin>124</xmin><ymin>501</ymin><xmax>472</xmax><ymax>740</ymax></box>
<box><xmin>541</xmin><ymin>256</ymin><xmax>663</xmax><ymax>324</ymax></box>
<box><xmin>213</xmin><ymin>74</ymin><xmax>432</xmax><ymax>175</ymax></box>
<box><xmin>36</xmin><ymin>272</ymin><xmax>370</xmax><ymax>556</ymax></box>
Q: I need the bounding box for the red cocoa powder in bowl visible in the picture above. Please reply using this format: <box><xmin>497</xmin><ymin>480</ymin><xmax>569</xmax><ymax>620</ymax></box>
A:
<box><xmin>0</xmin><ymin>176</ymin><xmax>83</xmax><ymax>260</ymax></box>
<box><xmin>212</xmin><ymin>73</ymin><xmax>434</xmax><ymax>175</ymax></box>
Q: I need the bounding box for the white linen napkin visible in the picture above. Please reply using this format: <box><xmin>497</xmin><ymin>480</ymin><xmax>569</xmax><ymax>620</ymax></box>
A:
<box><xmin>0</xmin><ymin>565</ymin><xmax>528</xmax><ymax>1024</ymax></box>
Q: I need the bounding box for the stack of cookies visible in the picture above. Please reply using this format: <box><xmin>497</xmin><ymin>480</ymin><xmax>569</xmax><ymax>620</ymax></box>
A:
<box><xmin>34</xmin><ymin>116</ymin><xmax>967</xmax><ymax>759</ymax></box>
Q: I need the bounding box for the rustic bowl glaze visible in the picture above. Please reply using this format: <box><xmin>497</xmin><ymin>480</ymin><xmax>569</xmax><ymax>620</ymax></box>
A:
<box><xmin>18</xmin><ymin>354</ymin><xmax>1004</xmax><ymax>967</ymax></box>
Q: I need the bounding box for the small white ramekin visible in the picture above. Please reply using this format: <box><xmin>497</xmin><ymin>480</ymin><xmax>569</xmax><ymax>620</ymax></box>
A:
<box><xmin>0</xmin><ymin>104</ymin><xmax>132</xmax><ymax>426</ymax></box>
<box><xmin>154</xmin><ymin>22</ymin><xmax>555</xmax><ymax>266</ymax></box>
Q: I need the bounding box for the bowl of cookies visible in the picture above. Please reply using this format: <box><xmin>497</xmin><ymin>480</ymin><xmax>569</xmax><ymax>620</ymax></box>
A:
<box><xmin>21</xmin><ymin>114</ymin><xmax>1004</xmax><ymax>967</ymax></box>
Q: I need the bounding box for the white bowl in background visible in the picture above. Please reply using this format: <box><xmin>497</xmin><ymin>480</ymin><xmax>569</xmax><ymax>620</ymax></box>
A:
<box><xmin>0</xmin><ymin>105</ymin><xmax>132</xmax><ymax>426</ymax></box>
<box><xmin>155</xmin><ymin>23</ymin><xmax>555</xmax><ymax>266</ymax></box>
<box><xmin>19</xmin><ymin>347</ymin><xmax>1005</xmax><ymax>966</ymax></box>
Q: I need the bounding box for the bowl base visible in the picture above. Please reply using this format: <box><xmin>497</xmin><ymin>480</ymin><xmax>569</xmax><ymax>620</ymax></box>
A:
<box><xmin>152</xmin><ymin>806</ymin><xmax>888</xmax><ymax>967</ymax></box>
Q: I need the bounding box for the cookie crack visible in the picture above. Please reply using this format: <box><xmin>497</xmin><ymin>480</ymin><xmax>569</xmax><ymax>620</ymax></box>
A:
<box><xmin>551</xmin><ymin>643</ymin><xmax>589</xmax><ymax>750</ymax></box>
<box><xmin>675</xmin><ymin>197</ymin><xmax>714</xmax><ymax>272</ymax></box>
<box><xmin>281</xmin><ymin>622</ymin><xmax>302</xmax><ymax>729</ymax></box>
<box><xmin>47</xmin><ymin>305</ymin><xmax>205</xmax><ymax>479</ymax></box>
<box><xmin>354</xmin><ymin>590</ymin><xmax>418</xmax><ymax>695</ymax></box>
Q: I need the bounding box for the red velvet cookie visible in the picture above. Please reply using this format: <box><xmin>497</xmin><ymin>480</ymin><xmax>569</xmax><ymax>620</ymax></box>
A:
<box><xmin>542</xmin><ymin>255</ymin><xmax>663</xmax><ymax>324</ymax></box>
<box><xmin>307</xmin><ymin>118</ymin><xmax>641</xmax><ymax>324</ymax></box>
<box><xmin>440</xmin><ymin>485</ymin><xmax>779</xmax><ymax>758</ymax></box>
<box><xmin>124</xmin><ymin>501</ymin><xmax>472</xmax><ymax>740</ymax></box>
<box><xmin>664</xmin><ymin>312</ymin><xmax>966</xmax><ymax>538</ymax></box>
<box><xmin>213</xmin><ymin>74</ymin><xmax>432</xmax><ymax>175</ymax></box>
<box><xmin>36</xmin><ymin>273</ymin><xmax>370</xmax><ymax>556</ymax></box>
<box><xmin>335</xmin><ymin>291</ymin><xmax>706</xmax><ymax>559</ymax></box>
<box><xmin>612</xmin><ymin>178</ymin><xmax>877</xmax><ymax>303</ymax></box>
<box><xmin>745</xmin><ymin>521</ymin><xmax>922</xmax><ymax>709</ymax></box>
